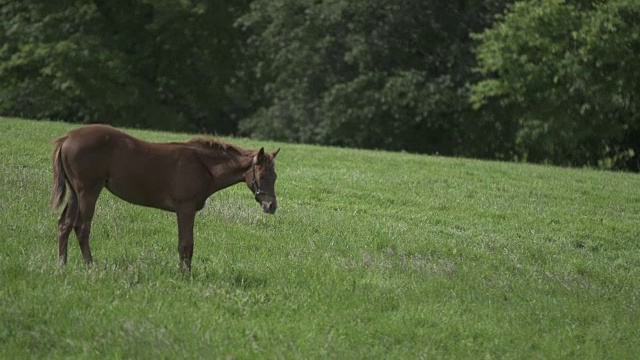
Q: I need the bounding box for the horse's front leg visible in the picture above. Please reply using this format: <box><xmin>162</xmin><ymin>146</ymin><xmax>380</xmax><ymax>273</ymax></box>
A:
<box><xmin>176</xmin><ymin>206</ymin><xmax>196</xmax><ymax>271</ymax></box>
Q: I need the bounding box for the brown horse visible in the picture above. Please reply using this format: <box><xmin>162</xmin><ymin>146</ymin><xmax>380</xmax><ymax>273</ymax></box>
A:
<box><xmin>51</xmin><ymin>124</ymin><xmax>279</xmax><ymax>270</ymax></box>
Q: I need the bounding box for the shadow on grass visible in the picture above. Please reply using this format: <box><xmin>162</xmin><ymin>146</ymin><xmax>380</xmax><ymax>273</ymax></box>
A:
<box><xmin>183</xmin><ymin>262</ymin><xmax>269</xmax><ymax>290</ymax></box>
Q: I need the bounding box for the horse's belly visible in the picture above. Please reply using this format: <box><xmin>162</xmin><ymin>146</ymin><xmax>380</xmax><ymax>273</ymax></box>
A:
<box><xmin>105</xmin><ymin>177</ymin><xmax>175</xmax><ymax>212</ymax></box>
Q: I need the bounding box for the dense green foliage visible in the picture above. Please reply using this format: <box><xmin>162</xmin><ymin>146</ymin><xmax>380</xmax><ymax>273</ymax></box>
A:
<box><xmin>1</xmin><ymin>0</ymin><xmax>639</xmax><ymax>170</ymax></box>
<box><xmin>237</xmin><ymin>0</ymin><xmax>509</xmax><ymax>156</ymax></box>
<box><xmin>2</xmin><ymin>118</ymin><xmax>640</xmax><ymax>357</ymax></box>
<box><xmin>472</xmin><ymin>0</ymin><xmax>640</xmax><ymax>170</ymax></box>
<box><xmin>0</xmin><ymin>0</ymin><xmax>248</xmax><ymax>132</ymax></box>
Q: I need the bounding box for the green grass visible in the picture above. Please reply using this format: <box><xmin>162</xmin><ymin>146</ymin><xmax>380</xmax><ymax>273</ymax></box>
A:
<box><xmin>1</xmin><ymin>117</ymin><xmax>639</xmax><ymax>358</ymax></box>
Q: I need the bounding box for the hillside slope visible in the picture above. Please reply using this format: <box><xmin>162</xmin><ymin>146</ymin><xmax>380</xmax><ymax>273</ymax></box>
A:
<box><xmin>1</xmin><ymin>117</ymin><xmax>639</xmax><ymax>358</ymax></box>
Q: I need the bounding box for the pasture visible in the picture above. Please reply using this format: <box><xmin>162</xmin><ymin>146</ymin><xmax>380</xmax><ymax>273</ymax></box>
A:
<box><xmin>1</xmin><ymin>117</ymin><xmax>639</xmax><ymax>358</ymax></box>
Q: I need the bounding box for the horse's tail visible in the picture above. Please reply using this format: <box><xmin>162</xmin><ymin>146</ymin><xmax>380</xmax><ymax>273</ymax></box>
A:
<box><xmin>51</xmin><ymin>135</ymin><xmax>68</xmax><ymax>210</ymax></box>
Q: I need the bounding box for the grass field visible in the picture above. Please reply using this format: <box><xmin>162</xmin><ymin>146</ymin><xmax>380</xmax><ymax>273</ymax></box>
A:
<box><xmin>1</xmin><ymin>117</ymin><xmax>639</xmax><ymax>358</ymax></box>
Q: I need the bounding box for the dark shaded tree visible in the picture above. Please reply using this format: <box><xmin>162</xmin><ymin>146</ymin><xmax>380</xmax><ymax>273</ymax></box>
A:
<box><xmin>0</xmin><ymin>0</ymin><xmax>249</xmax><ymax>133</ymax></box>
<box><xmin>236</xmin><ymin>0</ymin><xmax>512</xmax><ymax>155</ymax></box>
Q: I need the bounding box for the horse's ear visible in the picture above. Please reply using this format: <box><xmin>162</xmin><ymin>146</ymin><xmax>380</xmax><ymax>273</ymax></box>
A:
<box><xmin>253</xmin><ymin>147</ymin><xmax>265</xmax><ymax>165</ymax></box>
<box><xmin>272</xmin><ymin>148</ymin><xmax>280</xmax><ymax>159</ymax></box>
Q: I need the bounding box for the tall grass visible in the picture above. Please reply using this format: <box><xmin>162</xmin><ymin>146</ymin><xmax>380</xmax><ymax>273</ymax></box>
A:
<box><xmin>1</xmin><ymin>117</ymin><xmax>639</xmax><ymax>358</ymax></box>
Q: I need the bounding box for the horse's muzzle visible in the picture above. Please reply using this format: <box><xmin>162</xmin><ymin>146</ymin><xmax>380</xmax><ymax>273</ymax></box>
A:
<box><xmin>261</xmin><ymin>200</ymin><xmax>277</xmax><ymax>214</ymax></box>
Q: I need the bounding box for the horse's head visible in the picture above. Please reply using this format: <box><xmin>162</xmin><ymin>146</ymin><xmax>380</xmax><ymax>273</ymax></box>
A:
<box><xmin>246</xmin><ymin>147</ymin><xmax>280</xmax><ymax>214</ymax></box>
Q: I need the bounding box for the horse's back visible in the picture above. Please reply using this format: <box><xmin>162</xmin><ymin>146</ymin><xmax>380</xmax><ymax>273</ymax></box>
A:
<box><xmin>64</xmin><ymin>124</ymin><xmax>135</xmax><ymax>150</ymax></box>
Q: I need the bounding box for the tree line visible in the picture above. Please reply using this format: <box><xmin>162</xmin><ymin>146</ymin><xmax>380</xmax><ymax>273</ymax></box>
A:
<box><xmin>1</xmin><ymin>0</ymin><xmax>638</xmax><ymax>171</ymax></box>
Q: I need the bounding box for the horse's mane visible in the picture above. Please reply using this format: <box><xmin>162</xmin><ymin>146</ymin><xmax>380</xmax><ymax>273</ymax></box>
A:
<box><xmin>186</xmin><ymin>137</ymin><xmax>251</xmax><ymax>156</ymax></box>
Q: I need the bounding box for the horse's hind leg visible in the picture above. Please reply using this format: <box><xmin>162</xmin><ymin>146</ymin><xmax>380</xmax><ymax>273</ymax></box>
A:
<box><xmin>57</xmin><ymin>192</ymin><xmax>78</xmax><ymax>265</ymax></box>
<box><xmin>74</xmin><ymin>186</ymin><xmax>102</xmax><ymax>266</ymax></box>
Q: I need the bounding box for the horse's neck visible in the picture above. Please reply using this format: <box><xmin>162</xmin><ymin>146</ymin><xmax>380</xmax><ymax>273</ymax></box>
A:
<box><xmin>199</xmin><ymin>150</ymin><xmax>253</xmax><ymax>191</ymax></box>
